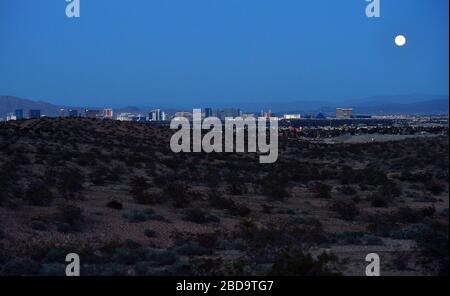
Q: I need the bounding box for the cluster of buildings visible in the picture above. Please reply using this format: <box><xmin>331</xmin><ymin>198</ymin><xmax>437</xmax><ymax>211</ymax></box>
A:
<box><xmin>3</xmin><ymin>106</ymin><xmax>370</xmax><ymax>123</ymax></box>
<box><xmin>6</xmin><ymin>109</ymin><xmax>41</xmax><ymax>121</ymax></box>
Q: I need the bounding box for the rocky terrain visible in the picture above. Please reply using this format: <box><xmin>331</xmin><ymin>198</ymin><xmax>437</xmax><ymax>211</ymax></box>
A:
<box><xmin>0</xmin><ymin>118</ymin><xmax>448</xmax><ymax>276</ymax></box>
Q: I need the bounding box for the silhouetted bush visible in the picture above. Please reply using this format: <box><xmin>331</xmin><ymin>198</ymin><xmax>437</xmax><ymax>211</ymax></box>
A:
<box><xmin>270</xmin><ymin>250</ymin><xmax>339</xmax><ymax>276</ymax></box>
<box><xmin>144</xmin><ymin>229</ymin><xmax>157</xmax><ymax>238</ymax></box>
<box><xmin>424</xmin><ymin>179</ymin><xmax>445</xmax><ymax>195</ymax></box>
<box><xmin>55</xmin><ymin>204</ymin><xmax>83</xmax><ymax>233</ymax></box>
<box><xmin>107</xmin><ymin>200</ymin><xmax>123</xmax><ymax>210</ymax></box>
<box><xmin>313</xmin><ymin>183</ymin><xmax>332</xmax><ymax>199</ymax></box>
<box><xmin>330</xmin><ymin>200</ymin><xmax>360</xmax><ymax>221</ymax></box>
<box><xmin>24</xmin><ymin>181</ymin><xmax>54</xmax><ymax>206</ymax></box>
<box><xmin>261</xmin><ymin>173</ymin><xmax>289</xmax><ymax>200</ymax></box>
<box><xmin>58</xmin><ymin>167</ymin><xmax>85</xmax><ymax>194</ymax></box>
<box><xmin>208</xmin><ymin>191</ymin><xmax>250</xmax><ymax>216</ymax></box>
<box><xmin>123</xmin><ymin>208</ymin><xmax>166</xmax><ymax>223</ymax></box>
<box><xmin>181</xmin><ymin>208</ymin><xmax>219</xmax><ymax>224</ymax></box>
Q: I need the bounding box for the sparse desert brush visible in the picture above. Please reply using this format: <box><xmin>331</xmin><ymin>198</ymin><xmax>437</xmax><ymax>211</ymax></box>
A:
<box><xmin>57</xmin><ymin>166</ymin><xmax>85</xmax><ymax>194</ymax></box>
<box><xmin>106</xmin><ymin>200</ymin><xmax>123</xmax><ymax>210</ymax></box>
<box><xmin>424</xmin><ymin>179</ymin><xmax>446</xmax><ymax>195</ymax></box>
<box><xmin>129</xmin><ymin>176</ymin><xmax>150</xmax><ymax>196</ymax></box>
<box><xmin>312</xmin><ymin>182</ymin><xmax>332</xmax><ymax>199</ymax></box>
<box><xmin>369</xmin><ymin>190</ymin><xmax>395</xmax><ymax>208</ymax></box>
<box><xmin>260</xmin><ymin>173</ymin><xmax>289</xmax><ymax>200</ymax></box>
<box><xmin>270</xmin><ymin>250</ymin><xmax>340</xmax><ymax>276</ymax></box>
<box><xmin>123</xmin><ymin>208</ymin><xmax>166</xmax><ymax>223</ymax></box>
<box><xmin>208</xmin><ymin>191</ymin><xmax>250</xmax><ymax>216</ymax></box>
<box><xmin>164</xmin><ymin>182</ymin><xmax>191</xmax><ymax>208</ymax></box>
<box><xmin>181</xmin><ymin>208</ymin><xmax>219</xmax><ymax>224</ymax></box>
<box><xmin>132</xmin><ymin>191</ymin><xmax>165</xmax><ymax>205</ymax></box>
<box><xmin>24</xmin><ymin>180</ymin><xmax>54</xmax><ymax>207</ymax></box>
<box><xmin>337</xmin><ymin>185</ymin><xmax>357</xmax><ymax>195</ymax></box>
<box><xmin>329</xmin><ymin>199</ymin><xmax>360</xmax><ymax>221</ymax></box>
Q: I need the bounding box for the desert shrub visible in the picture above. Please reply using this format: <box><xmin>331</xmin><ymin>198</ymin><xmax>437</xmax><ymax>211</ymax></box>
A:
<box><xmin>261</xmin><ymin>173</ymin><xmax>289</xmax><ymax>200</ymax></box>
<box><xmin>238</xmin><ymin>218</ymin><xmax>258</xmax><ymax>240</ymax></box>
<box><xmin>42</xmin><ymin>248</ymin><xmax>67</xmax><ymax>263</ymax></box>
<box><xmin>58</xmin><ymin>167</ymin><xmax>85</xmax><ymax>194</ymax></box>
<box><xmin>132</xmin><ymin>191</ymin><xmax>165</xmax><ymax>205</ymax></box>
<box><xmin>239</xmin><ymin>218</ymin><xmax>328</xmax><ymax>249</ymax></box>
<box><xmin>369</xmin><ymin>191</ymin><xmax>394</xmax><ymax>208</ymax></box>
<box><xmin>0</xmin><ymin>257</ymin><xmax>40</xmax><ymax>276</ymax></box>
<box><xmin>270</xmin><ymin>250</ymin><xmax>339</xmax><ymax>276</ymax></box>
<box><xmin>338</xmin><ymin>232</ymin><xmax>383</xmax><ymax>246</ymax></box>
<box><xmin>0</xmin><ymin>191</ymin><xmax>12</xmax><ymax>207</ymax></box>
<box><xmin>99</xmin><ymin>263</ymin><xmax>128</xmax><ymax>276</ymax></box>
<box><xmin>424</xmin><ymin>179</ymin><xmax>445</xmax><ymax>195</ymax></box>
<box><xmin>366</xmin><ymin>214</ymin><xmax>398</xmax><ymax>237</ymax></box>
<box><xmin>129</xmin><ymin>176</ymin><xmax>150</xmax><ymax>196</ymax></box>
<box><xmin>106</xmin><ymin>200</ymin><xmax>123</xmax><ymax>210</ymax></box>
<box><xmin>144</xmin><ymin>229</ymin><xmax>157</xmax><ymax>238</ymax></box>
<box><xmin>394</xmin><ymin>206</ymin><xmax>434</xmax><ymax>223</ymax></box>
<box><xmin>54</xmin><ymin>204</ymin><xmax>83</xmax><ymax>233</ymax></box>
<box><xmin>24</xmin><ymin>181</ymin><xmax>54</xmax><ymax>206</ymax></box>
<box><xmin>164</xmin><ymin>182</ymin><xmax>191</xmax><ymax>208</ymax></box>
<box><xmin>330</xmin><ymin>200</ymin><xmax>360</xmax><ymax>221</ymax></box>
<box><xmin>399</xmin><ymin>171</ymin><xmax>432</xmax><ymax>182</ymax></box>
<box><xmin>272</xmin><ymin>207</ymin><xmax>295</xmax><ymax>215</ymax></box>
<box><xmin>39</xmin><ymin>263</ymin><xmax>65</xmax><ymax>276</ymax></box>
<box><xmin>410</xmin><ymin>220</ymin><xmax>449</xmax><ymax>275</ymax></box>
<box><xmin>379</xmin><ymin>181</ymin><xmax>402</xmax><ymax>198</ymax></box>
<box><xmin>173</xmin><ymin>242</ymin><xmax>211</xmax><ymax>256</ymax></box>
<box><xmin>337</xmin><ymin>186</ymin><xmax>357</xmax><ymax>195</ymax></box>
<box><xmin>30</xmin><ymin>220</ymin><xmax>48</xmax><ymax>231</ymax></box>
<box><xmin>144</xmin><ymin>249</ymin><xmax>179</xmax><ymax>266</ymax></box>
<box><xmin>123</xmin><ymin>208</ymin><xmax>166</xmax><ymax>223</ymax></box>
<box><xmin>111</xmin><ymin>247</ymin><xmax>141</xmax><ymax>265</ymax></box>
<box><xmin>313</xmin><ymin>182</ymin><xmax>332</xmax><ymax>199</ymax></box>
<box><xmin>181</xmin><ymin>208</ymin><xmax>219</xmax><ymax>224</ymax></box>
<box><xmin>208</xmin><ymin>191</ymin><xmax>250</xmax><ymax>216</ymax></box>
<box><xmin>218</xmin><ymin>239</ymin><xmax>246</xmax><ymax>251</ymax></box>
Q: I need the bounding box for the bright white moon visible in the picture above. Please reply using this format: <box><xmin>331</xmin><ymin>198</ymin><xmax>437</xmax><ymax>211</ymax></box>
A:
<box><xmin>395</xmin><ymin>35</ymin><xmax>407</xmax><ymax>47</ymax></box>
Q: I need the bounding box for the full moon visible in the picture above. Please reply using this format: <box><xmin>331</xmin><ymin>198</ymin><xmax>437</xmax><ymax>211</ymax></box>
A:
<box><xmin>395</xmin><ymin>35</ymin><xmax>407</xmax><ymax>47</ymax></box>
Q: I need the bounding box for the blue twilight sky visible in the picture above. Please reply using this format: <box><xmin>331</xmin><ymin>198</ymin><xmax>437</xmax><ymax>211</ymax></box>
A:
<box><xmin>0</xmin><ymin>0</ymin><xmax>448</xmax><ymax>108</ymax></box>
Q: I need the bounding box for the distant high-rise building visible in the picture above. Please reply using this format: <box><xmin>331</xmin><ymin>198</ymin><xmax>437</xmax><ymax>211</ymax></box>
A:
<box><xmin>6</xmin><ymin>113</ymin><xmax>16</xmax><ymax>121</ymax></box>
<box><xmin>68</xmin><ymin>109</ymin><xmax>78</xmax><ymax>118</ymax></box>
<box><xmin>204</xmin><ymin>108</ymin><xmax>213</xmax><ymax>118</ymax></box>
<box><xmin>218</xmin><ymin>108</ymin><xmax>241</xmax><ymax>120</ymax></box>
<box><xmin>149</xmin><ymin>109</ymin><xmax>163</xmax><ymax>121</ymax></box>
<box><xmin>103</xmin><ymin>108</ymin><xmax>113</xmax><ymax>119</ymax></box>
<box><xmin>336</xmin><ymin>108</ymin><xmax>353</xmax><ymax>119</ymax></box>
<box><xmin>175</xmin><ymin>111</ymin><xmax>193</xmax><ymax>120</ymax></box>
<box><xmin>59</xmin><ymin>108</ymin><xmax>65</xmax><ymax>117</ymax></box>
<box><xmin>85</xmin><ymin>109</ymin><xmax>101</xmax><ymax>118</ymax></box>
<box><xmin>261</xmin><ymin>109</ymin><xmax>272</xmax><ymax>119</ymax></box>
<box><xmin>283</xmin><ymin>114</ymin><xmax>301</xmax><ymax>120</ymax></box>
<box><xmin>29</xmin><ymin>109</ymin><xmax>41</xmax><ymax>119</ymax></box>
<box><xmin>15</xmin><ymin>109</ymin><xmax>24</xmax><ymax>120</ymax></box>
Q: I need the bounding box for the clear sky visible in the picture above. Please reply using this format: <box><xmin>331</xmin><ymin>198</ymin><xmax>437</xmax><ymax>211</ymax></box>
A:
<box><xmin>0</xmin><ymin>0</ymin><xmax>448</xmax><ymax>108</ymax></box>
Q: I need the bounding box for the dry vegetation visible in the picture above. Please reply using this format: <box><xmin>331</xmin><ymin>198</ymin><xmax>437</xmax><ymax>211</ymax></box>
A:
<box><xmin>0</xmin><ymin>118</ymin><xmax>448</xmax><ymax>276</ymax></box>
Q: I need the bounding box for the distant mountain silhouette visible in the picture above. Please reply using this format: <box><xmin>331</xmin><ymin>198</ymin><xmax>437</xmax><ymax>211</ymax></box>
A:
<box><xmin>243</xmin><ymin>94</ymin><xmax>449</xmax><ymax>115</ymax></box>
<box><xmin>0</xmin><ymin>96</ymin><xmax>141</xmax><ymax>118</ymax></box>
<box><xmin>0</xmin><ymin>96</ymin><xmax>65</xmax><ymax>118</ymax></box>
